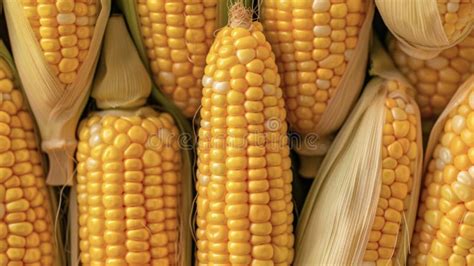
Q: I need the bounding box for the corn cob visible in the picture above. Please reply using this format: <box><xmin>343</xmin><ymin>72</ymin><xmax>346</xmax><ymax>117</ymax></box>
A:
<box><xmin>437</xmin><ymin>0</ymin><xmax>473</xmax><ymax>41</ymax></box>
<box><xmin>19</xmin><ymin>0</ymin><xmax>100</xmax><ymax>85</ymax></box>
<box><xmin>363</xmin><ymin>80</ymin><xmax>420</xmax><ymax>265</ymax></box>
<box><xmin>196</xmin><ymin>3</ymin><xmax>294</xmax><ymax>265</ymax></box>
<box><xmin>76</xmin><ymin>109</ymin><xmax>181</xmax><ymax>265</ymax></box>
<box><xmin>261</xmin><ymin>0</ymin><xmax>369</xmax><ymax>134</ymax></box>
<box><xmin>409</xmin><ymin>79</ymin><xmax>474</xmax><ymax>265</ymax></box>
<box><xmin>0</xmin><ymin>58</ymin><xmax>56</xmax><ymax>265</ymax></box>
<box><xmin>134</xmin><ymin>0</ymin><xmax>217</xmax><ymax>117</ymax></box>
<box><xmin>75</xmin><ymin>16</ymin><xmax>189</xmax><ymax>265</ymax></box>
<box><xmin>389</xmin><ymin>31</ymin><xmax>474</xmax><ymax>118</ymax></box>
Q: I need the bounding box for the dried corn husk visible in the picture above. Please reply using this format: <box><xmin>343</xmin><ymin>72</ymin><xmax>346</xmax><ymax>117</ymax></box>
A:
<box><xmin>0</xmin><ymin>40</ymin><xmax>65</xmax><ymax>266</ymax></box>
<box><xmin>68</xmin><ymin>16</ymin><xmax>194</xmax><ymax>266</ymax></box>
<box><xmin>408</xmin><ymin>75</ymin><xmax>474</xmax><ymax>264</ymax></box>
<box><xmin>295</xmin><ymin>38</ymin><xmax>423</xmax><ymax>265</ymax></box>
<box><xmin>376</xmin><ymin>0</ymin><xmax>474</xmax><ymax>60</ymax></box>
<box><xmin>261</xmin><ymin>0</ymin><xmax>375</xmax><ymax>178</ymax></box>
<box><xmin>4</xmin><ymin>0</ymin><xmax>111</xmax><ymax>186</ymax></box>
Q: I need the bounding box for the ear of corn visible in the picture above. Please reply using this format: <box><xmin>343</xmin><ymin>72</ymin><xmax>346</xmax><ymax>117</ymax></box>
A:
<box><xmin>388</xmin><ymin>31</ymin><xmax>474</xmax><ymax>119</ymax></box>
<box><xmin>20</xmin><ymin>0</ymin><xmax>100</xmax><ymax>85</ymax></box>
<box><xmin>376</xmin><ymin>0</ymin><xmax>473</xmax><ymax>60</ymax></box>
<box><xmin>0</xmin><ymin>40</ymin><xmax>62</xmax><ymax>266</ymax></box>
<box><xmin>296</xmin><ymin>38</ymin><xmax>423</xmax><ymax>265</ymax></box>
<box><xmin>76</xmin><ymin>107</ymin><xmax>183</xmax><ymax>265</ymax></box>
<box><xmin>409</xmin><ymin>76</ymin><xmax>474</xmax><ymax>265</ymax></box>
<box><xmin>74</xmin><ymin>16</ymin><xmax>193</xmax><ymax>266</ymax></box>
<box><xmin>4</xmin><ymin>0</ymin><xmax>112</xmax><ymax>186</ymax></box>
<box><xmin>117</xmin><ymin>0</ymin><xmax>217</xmax><ymax>118</ymax></box>
<box><xmin>196</xmin><ymin>3</ymin><xmax>294</xmax><ymax>264</ymax></box>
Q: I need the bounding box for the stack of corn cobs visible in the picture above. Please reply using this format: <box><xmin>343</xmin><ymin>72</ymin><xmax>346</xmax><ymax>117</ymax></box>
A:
<box><xmin>0</xmin><ymin>0</ymin><xmax>472</xmax><ymax>265</ymax></box>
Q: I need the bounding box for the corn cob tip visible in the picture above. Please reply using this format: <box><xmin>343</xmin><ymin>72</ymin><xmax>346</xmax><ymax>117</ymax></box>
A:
<box><xmin>229</xmin><ymin>1</ymin><xmax>252</xmax><ymax>29</ymax></box>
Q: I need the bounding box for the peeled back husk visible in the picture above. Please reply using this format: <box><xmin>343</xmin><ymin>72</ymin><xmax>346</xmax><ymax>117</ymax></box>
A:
<box><xmin>3</xmin><ymin>0</ymin><xmax>112</xmax><ymax>185</ymax></box>
<box><xmin>295</xmin><ymin>38</ymin><xmax>424</xmax><ymax>265</ymax></box>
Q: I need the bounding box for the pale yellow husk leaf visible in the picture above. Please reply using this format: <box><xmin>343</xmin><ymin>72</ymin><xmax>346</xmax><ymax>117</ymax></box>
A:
<box><xmin>4</xmin><ymin>0</ymin><xmax>111</xmax><ymax>186</ymax></box>
<box><xmin>295</xmin><ymin>38</ymin><xmax>424</xmax><ymax>265</ymax></box>
<box><xmin>292</xmin><ymin>1</ymin><xmax>375</xmax><ymax>178</ymax></box>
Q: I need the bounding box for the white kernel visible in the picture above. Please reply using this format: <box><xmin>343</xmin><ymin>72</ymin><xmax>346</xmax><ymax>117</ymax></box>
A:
<box><xmin>457</xmin><ymin>171</ymin><xmax>474</xmax><ymax>187</ymax></box>
<box><xmin>312</xmin><ymin>0</ymin><xmax>330</xmax><ymax>12</ymax></box>
<box><xmin>313</xmin><ymin>25</ymin><xmax>331</xmax><ymax>37</ymax></box>
<box><xmin>469</xmin><ymin>166</ymin><xmax>474</xmax><ymax>177</ymax></box>
<box><xmin>57</xmin><ymin>13</ymin><xmax>76</xmax><ymax>25</ymax></box>
<box><xmin>439</xmin><ymin>147</ymin><xmax>452</xmax><ymax>164</ymax></box>
<box><xmin>451</xmin><ymin>115</ymin><xmax>465</xmax><ymax>134</ymax></box>
<box><xmin>89</xmin><ymin>124</ymin><xmax>101</xmax><ymax>135</ymax></box>
<box><xmin>201</xmin><ymin>120</ymin><xmax>210</xmax><ymax>129</ymax></box>
<box><xmin>212</xmin><ymin>82</ymin><xmax>229</xmax><ymax>94</ymax></box>
<box><xmin>316</xmin><ymin>79</ymin><xmax>330</xmax><ymax>90</ymax></box>
<box><xmin>199</xmin><ymin>174</ymin><xmax>210</xmax><ymax>185</ymax></box>
<box><xmin>88</xmin><ymin>134</ymin><xmax>101</xmax><ymax>146</ymax></box>
<box><xmin>447</xmin><ymin>2</ymin><xmax>459</xmax><ymax>12</ymax></box>
<box><xmin>202</xmin><ymin>75</ymin><xmax>213</xmax><ymax>87</ymax></box>
<box><xmin>86</xmin><ymin>158</ymin><xmax>99</xmax><ymax>171</ymax></box>
<box><xmin>2</xmin><ymin>93</ymin><xmax>10</xmax><ymax>100</ymax></box>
